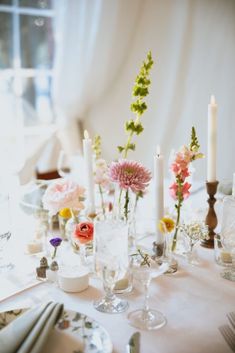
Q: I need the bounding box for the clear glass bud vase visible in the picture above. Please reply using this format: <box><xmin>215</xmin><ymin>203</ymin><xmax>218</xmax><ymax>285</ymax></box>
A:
<box><xmin>112</xmin><ymin>186</ymin><xmax>137</xmax><ymax>293</ymax></box>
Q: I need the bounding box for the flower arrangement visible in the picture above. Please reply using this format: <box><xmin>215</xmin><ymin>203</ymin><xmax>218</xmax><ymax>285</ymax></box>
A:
<box><xmin>49</xmin><ymin>237</ymin><xmax>62</xmax><ymax>259</ymax></box>
<box><xmin>42</xmin><ymin>179</ymin><xmax>85</xmax><ymax>216</ymax></box>
<box><xmin>169</xmin><ymin>127</ymin><xmax>204</xmax><ymax>251</ymax></box>
<box><xmin>109</xmin><ymin>51</ymin><xmax>154</xmax><ymax>222</ymax></box>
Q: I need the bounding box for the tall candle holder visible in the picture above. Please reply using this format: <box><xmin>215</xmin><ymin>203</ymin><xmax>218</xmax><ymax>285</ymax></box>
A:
<box><xmin>201</xmin><ymin>181</ymin><xmax>219</xmax><ymax>249</ymax></box>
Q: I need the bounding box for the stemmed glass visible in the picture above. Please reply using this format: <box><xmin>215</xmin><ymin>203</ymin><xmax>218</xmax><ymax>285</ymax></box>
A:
<box><xmin>57</xmin><ymin>150</ymin><xmax>71</xmax><ymax>178</ymax></box>
<box><xmin>93</xmin><ymin>218</ymin><xmax>129</xmax><ymax>313</ymax></box>
<box><xmin>127</xmin><ymin>251</ymin><xmax>168</xmax><ymax>330</ymax></box>
<box><xmin>220</xmin><ymin>196</ymin><xmax>235</xmax><ymax>281</ymax></box>
<box><xmin>0</xmin><ymin>193</ymin><xmax>13</xmax><ymax>273</ymax></box>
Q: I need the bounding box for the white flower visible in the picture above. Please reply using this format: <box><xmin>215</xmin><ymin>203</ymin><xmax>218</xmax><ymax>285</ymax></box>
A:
<box><xmin>94</xmin><ymin>158</ymin><xmax>111</xmax><ymax>190</ymax></box>
<box><xmin>179</xmin><ymin>221</ymin><xmax>209</xmax><ymax>242</ymax></box>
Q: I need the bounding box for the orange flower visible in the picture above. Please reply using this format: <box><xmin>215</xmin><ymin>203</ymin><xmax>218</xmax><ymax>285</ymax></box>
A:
<box><xmin>73</xmin><ymin>222</ymin><xmax>94</xmax><ymax>244</ymax></box>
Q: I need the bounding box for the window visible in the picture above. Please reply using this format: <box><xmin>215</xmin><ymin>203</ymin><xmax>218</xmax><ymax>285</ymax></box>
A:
<box><xmin>0</xmin><ymin>0</ymin><xmax>55</xmax><ymax>128</ymax></box>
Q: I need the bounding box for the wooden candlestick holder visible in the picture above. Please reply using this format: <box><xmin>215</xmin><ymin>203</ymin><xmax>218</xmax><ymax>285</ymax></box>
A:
<box><xmin>201</xmin><ymin>181</ymin><xmax>219</xmax><ymax>249</ymax></box>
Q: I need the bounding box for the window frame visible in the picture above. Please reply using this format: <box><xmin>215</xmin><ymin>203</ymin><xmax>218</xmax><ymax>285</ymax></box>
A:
<box><xmin>0</xmin><ymin>0</ymin><xmax>56</xmax><ymax>131</ymax></box>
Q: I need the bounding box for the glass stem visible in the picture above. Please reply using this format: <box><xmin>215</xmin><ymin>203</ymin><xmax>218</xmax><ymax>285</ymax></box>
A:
<box><xmin>103</xmin><ymin>281</ymin><xmax>115</xmax><ymax>301</ymax></box>
<box><xmin>80</xmin><ymin>244</ymin><xmax>86</xmax><ymax>265</ymax></box>
<box><xmin>143</xmin><ymin>281</ymin><xmax>150</xmax><ymax>317</ymax></box>
<box><xmin>98</xmin><ymin>185</ymin><xmax>106</xmax><ymax>216</ymax></box>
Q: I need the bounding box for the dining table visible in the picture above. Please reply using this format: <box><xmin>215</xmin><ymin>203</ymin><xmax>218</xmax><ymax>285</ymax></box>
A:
<box><xmin>0</xmin><ymin>181</ymin><xmax>234</xmax><ymax>353</ymax></box>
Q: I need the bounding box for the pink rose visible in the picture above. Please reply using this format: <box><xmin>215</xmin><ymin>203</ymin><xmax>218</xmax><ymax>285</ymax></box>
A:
<box><xmin>73</xmin><ymin>222</ymin><xmax>94</xmax><ymax>244</ymax></box>
<box><xmin>42</xmin><ymin>179</ymin><xmax>85</xmax><ymax>216</ymax></box>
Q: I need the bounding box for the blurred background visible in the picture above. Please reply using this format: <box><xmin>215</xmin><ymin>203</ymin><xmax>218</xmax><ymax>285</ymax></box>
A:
<box><xmin>0</xmin><ymin>0</ymin><xmax>234</xmax><ymax>184</ymax></box>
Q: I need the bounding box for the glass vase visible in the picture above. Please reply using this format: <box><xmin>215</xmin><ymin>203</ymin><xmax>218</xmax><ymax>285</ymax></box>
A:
<box><xmin>58</xmin><ymin>215</ymin><xmax>70</xmax><ymax>240</ymax></box>
<box><xmin>112</xmin><ymin>187</ymin><xmax>137</xmax><ymax>293</ymax></box>
<box><xmin>65</xmin><ymin>215</ymin><xmax>80</xmax><ymax>253</ymax></box>
<box><xmin>66</xmin><ymin>214</ymin><xmax>94</xmax><ymax>268</ymax></box>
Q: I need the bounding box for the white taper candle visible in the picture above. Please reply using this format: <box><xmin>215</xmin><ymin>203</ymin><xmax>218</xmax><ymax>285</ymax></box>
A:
<box><xmin>207</xmin><ymin>95</ymin><xmax>217</xmax><ymax>182</ymax></box>
<box><xmin>154</xmin><ymin>145</ymin><xmax>164</xmax><ymax>243</ymax></box>
<box><xmin>83</xmin><ymin>130</ymin><xmax>95</xmax><ymax>213</ymax></box>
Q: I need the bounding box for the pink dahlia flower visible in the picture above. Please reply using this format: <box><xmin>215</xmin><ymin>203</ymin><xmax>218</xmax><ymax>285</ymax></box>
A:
<box><xmin>42</xmin><ymin>179</ymin><xmax>85</xmax><ymax>216</ymax></box>
<box><xmin>109</xmin><ymin>159</ymin><xmax>151</xmax><ymax>193</ymax></box>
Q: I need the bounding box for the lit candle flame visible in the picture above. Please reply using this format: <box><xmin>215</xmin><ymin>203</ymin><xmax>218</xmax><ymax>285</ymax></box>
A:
<box><xmin>210</xmin><ymin>95</ymin><xmax>216</xmax><ymax>104</ymax></box>
<box><xmin>84</xmin><ymin>130</ymin><xmax>89</xmax><ymax>139</ymax></box>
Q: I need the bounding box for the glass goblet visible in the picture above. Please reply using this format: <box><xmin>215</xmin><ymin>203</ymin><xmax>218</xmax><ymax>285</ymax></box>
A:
<box><xmin>128</xmin><ymin>254</ymin><xmax>168</xmax><ymax>330</ymax></box>
<box><xmin>219</xmin><ymin>190</ymin><xmax>235</xmax><ymax>281</ymax></box>
<box><xmin>0</xmin><ymin>193</ymin><xmax>13</xmax><ymax>273</ymax></box>
<box><xmin>93</xmin><ymin>218</ymin><xmax>129</xmax><ymax>314</ymax></box>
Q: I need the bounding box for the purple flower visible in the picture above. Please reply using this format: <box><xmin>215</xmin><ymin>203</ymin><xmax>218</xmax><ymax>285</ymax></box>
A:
<box><xmin>50</xmin><ymin>237</ymin><xmax>62</xmax><ymax>248</ymax></box>
<box><xmin>49</xmin><ymin>237</ymin><xmax>62</xmax><ymax>259</ymax></box>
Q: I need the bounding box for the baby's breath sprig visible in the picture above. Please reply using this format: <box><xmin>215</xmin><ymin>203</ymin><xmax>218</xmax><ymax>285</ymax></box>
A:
<box><xmin>117</xmin><ymin>51</ymin><xmax>154</xmax><ymax>158</ymax></box>
<box><xmin>92</xmin><ymin>135</ymin><xmax>102</xmax><ymax>160</ymax></box>
<box><xmin>131</xmin><ymin>248</ymin><xmax>151</xmax><ymax>267</ymax></box>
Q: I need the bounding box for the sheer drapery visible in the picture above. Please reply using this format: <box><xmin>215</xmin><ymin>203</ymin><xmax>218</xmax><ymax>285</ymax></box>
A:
<box><xmin>29</xmin><ymin>0</ymin><xmax>235</xmax><ymax>181</ymax></box>
<box><xmin>83</xmin><ymin>0</ymin><xmax>235</xmax><ymax>181</ymax></box>
<box><xmin>52</xmin><ymin>0</ymin><xmax>143</xmax><ymax>155</ymax></box>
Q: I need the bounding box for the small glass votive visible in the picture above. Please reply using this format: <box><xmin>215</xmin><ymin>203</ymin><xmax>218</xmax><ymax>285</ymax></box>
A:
<box><xmin>214</xmin><ymin>234</ymin><xmax>232</xmax><ymax>266</ymax></box>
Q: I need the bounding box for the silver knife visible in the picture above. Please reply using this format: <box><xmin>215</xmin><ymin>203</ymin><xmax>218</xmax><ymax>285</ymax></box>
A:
<box><xmin>126</xmin><ymin>332</ymin><xmax>140</xmax><ymax>353</ymax></box>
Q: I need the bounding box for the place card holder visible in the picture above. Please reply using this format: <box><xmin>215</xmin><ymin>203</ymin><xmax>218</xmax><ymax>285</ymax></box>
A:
<box><xmin>201</xmin><ymin>181</ymin><xmax>219</xmax><ymax>249</ymax></box>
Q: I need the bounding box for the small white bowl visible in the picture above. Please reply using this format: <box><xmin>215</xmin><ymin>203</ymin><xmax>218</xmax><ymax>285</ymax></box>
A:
<box><xmin>58</xmin><ymin>267</ymin><xmax>89</xmax><ymax>293</ymax></box>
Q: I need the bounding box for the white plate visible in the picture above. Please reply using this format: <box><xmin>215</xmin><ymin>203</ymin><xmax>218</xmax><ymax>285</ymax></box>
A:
<box><xmin>0</xmin><ymin>308</ymin><xmax>112</xmax><ymax>353</ymax></box>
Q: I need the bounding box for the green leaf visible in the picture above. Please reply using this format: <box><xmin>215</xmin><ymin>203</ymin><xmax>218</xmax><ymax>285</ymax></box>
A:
<box><xmin>125</xmin><ymin>120</ymin><xmax>135</xmax><ymax>132</ymax></box>
<box><xmin>131</xmin><ymin>101</ymin><xmax>147</xmax><ymax>115</ymax></box>
<box><xmin>132</xmin><ymin>86</ymin><xmax>149</xmax><ymax>97</ymax></box>
<box><xmin>127</xmin><ymin>143</ymin><xmax>135</xmax><ymax>151</ymax></box>
<box><xmin>117</xmin><ymin>145</ymin><xmax>125</xmax><ymax>153</ymax></box>
<box><xmin>134</xmin><ymin>122</ymin><xmax>144</xmax><ymax>135</ymax></box>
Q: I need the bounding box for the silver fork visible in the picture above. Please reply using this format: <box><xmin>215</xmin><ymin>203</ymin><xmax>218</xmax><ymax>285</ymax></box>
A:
<box><xmin>219</xmin><ymin>324</ymin><xmax>235</xmax><ymax>352</ymax></box>
<box><xmin>228</xmin><ymin>312</ymin><xmax>235</xmax><ymax>330</ymax></box>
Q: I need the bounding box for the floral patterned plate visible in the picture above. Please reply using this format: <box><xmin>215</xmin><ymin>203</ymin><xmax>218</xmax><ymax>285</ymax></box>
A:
<box><xmin>0</xmin><ymin>308</ymin><xmax>27</xmax><ymax>330</ymax></box>
<box><xmin>0</xmin><ymin>308</ymin><xmax>112</xmax><ymax>353</ymax></box>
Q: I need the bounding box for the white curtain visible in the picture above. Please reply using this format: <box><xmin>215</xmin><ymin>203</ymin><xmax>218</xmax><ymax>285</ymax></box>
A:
<box><xmin>52</xmin><ymin>0</ymin><xmax>143</xmax><ymax>155</ymax></box>
<box><xmin>51</xmin><ymin>0</ymin><xmax>235</xmax><ymax>181</ymax></box>
<box><xmin>83</xmin><ymin>0</ymin><xmax>235</xmax><ymax>181</ymax></box>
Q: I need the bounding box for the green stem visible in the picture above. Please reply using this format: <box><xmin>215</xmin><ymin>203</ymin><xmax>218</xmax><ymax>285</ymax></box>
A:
<box><xmin>123</xmin><ymin>131</ymin><xmax>134</xmax><ymax>158</ymax></box>
<box><xmin>98</xmin><ymin>185</ymin><xmax>105</xmax><ymax>216</ymax></box>
<box><xmin>124</xmin><ymin>189</ymin><xmax>129</xmax><ymax>221</ymax></box>
<box><xmin>171</xmin><ymin>198</ymin><xmax>182</xmax><ymax>252</ymax></box>
<box><xmin>52</xmin><ymin>247</ymin><xmax>57</xmax><ymax>259</ymax></box>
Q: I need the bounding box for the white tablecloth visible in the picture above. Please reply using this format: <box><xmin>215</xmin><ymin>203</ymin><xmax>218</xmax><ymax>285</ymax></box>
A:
<box><xmin>1</xmin><ymin>238</ymin><xmax>235</xmax><ymax>353</ymax></box>
<box><xmin>0</xmin><ymin>183</ymin><xmax>234</xmax><ymax>353</ymax></box>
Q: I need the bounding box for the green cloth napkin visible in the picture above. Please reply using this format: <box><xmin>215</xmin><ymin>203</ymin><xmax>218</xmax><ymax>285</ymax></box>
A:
<box><xmin>0</xmin><ymin>301</ymin><xmax>64</xmax><ymax>353</ymax></box>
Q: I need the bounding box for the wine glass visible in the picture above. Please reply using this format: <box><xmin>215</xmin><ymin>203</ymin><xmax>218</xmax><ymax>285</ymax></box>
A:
<box><xmin>127</xmin><ymin>251</ymin><xmax>168</xmax><ymax>330</ymax></box>
<box><xmin>57</xmin><ymin>150</ymin><xmax>85</xmax><ymax>185</ymax></box>
<box><xmin>93</xmin><ymin>218</ymin><xmax>129</xmax><ymax>313</ymax></box>
<box><xmin>57</xmin><ymin>150</ymin><xmax>71</xmax><ymax>178</ymax></box>
<box><xmin>0</xmin><ymin>193</ymin><xmax>13</xmax><ymax>273</ymax></box>
<box><xmin>220</xmin><ymin>196</ymin><xmax>235</xmax><ymax>281</ymax></box>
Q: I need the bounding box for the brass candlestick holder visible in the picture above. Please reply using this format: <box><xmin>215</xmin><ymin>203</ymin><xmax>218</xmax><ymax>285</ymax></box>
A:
<box><xmin>201</xmin><ymin>181</ymin><xmax>219</xmax><ymax>249</ymax></box>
